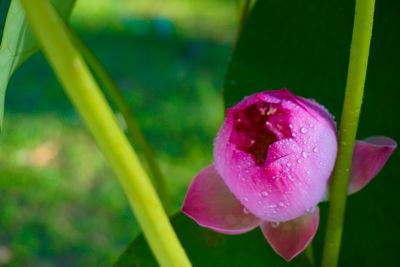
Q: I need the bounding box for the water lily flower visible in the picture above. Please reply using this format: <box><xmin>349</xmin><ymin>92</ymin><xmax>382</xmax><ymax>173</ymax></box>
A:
<box><xmin>182</xmin><ymin>89</ymin><xmax>396</xmax><ymax>261</ymax></box>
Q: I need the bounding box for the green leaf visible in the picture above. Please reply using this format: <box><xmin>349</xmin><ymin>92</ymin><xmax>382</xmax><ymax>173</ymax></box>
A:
<box><xmin>0</xmin><ymin>0</ymin><xmax>76</xmax><ymax>128</ymax></box>
<box><xmin>224</xmin><ymin>0</ymin><xmax>400</xmax><ymax>266</ymax></box>
<box><xmin>114</xmin><ymin>213</ymin><xmax>311</xmax><ymax>266</ymax></box>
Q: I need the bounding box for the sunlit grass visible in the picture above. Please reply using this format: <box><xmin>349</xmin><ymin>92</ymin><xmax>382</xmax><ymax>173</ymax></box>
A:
<box><xmin>71</xmin><ymin>0</ymin><xmax>240</xmax><ymax>42</ymax></box>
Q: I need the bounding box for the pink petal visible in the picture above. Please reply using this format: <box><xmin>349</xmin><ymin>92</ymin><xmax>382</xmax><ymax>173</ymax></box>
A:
<box><xmin>182</xmin><ymin>165</ymin><xmax>261</xmax><ymax>234</ymax></box>
<box><xmin>261</xmin><ymin>207</ymin><xmax>319</xmax><ymax>262</ymax></box>
<box><xmin>349</xmin><ymin>136</ymin><xmax>397</xmax><ymax>194</ymax></box>
<box><xmin>214</xmin><ymin>89</ymin><xmax>337</xmax><ymax>222</ymax></box>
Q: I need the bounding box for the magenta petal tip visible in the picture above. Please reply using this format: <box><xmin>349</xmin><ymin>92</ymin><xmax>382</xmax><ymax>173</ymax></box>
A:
<box><xmin>261</xmin><ymin>207</ymin><xmax>319</xmax><ymax>262</ymax></box>
<box><xmin>349</xmin><ymin>136</ymin><xmax>397</xmax><ymax>194</ymax></box>
<box><xmin>182</xmin><ymin>165</ymin><xmax>261</xmax><ymax>234</ymax></box>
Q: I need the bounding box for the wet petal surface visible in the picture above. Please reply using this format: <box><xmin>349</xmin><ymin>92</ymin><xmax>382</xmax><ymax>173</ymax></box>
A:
<box><xmin>261</xmin><ymin>207</ymin><xmax>319</xmax><ymax>262</ymax></box>
<box><xmin>214</xmin><ymin>90</ymin><xmax>337</xmax><ymax>221</ymax></box>
<box><xmin>182</xmin><ymin>165</ymin><xmax>261</xmax><ymax>234</ymax></box>
<box><xmin>349</xmin><ymin>136</ymin><xmax>397</xmax><ymax>194</ymax></box>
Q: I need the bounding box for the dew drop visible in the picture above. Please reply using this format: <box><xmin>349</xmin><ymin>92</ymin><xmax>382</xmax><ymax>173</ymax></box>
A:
<box><xmin>300</xmin><ymin>127</ymin><xmax>307</xmax><ymax>133</ymax></box>
<box><xmin>313</xmin><ymin>147</ymin><xmax>319</xmax><ymax>153</ymax></box>
<box><xmin>261</xmin><ymin>191</ymin><xmax>269</xmax><ymax>197</ymax></box>
<box><xmin>306</xmin><ymin>207</ymin><xmax>315</xmax><ymax>213</ymax></box>
<box><xmin>289</xmin><ymin>124</ymin><xmax>293</xmax><ymax>128</ymax></box>
<box><xmin>271</xmin><ymin>222</ymin><xmax>280</xmax><ymax>228</ymax></box>
<box><xmin>244</xmin><ymin>197</ymin><xmax>249</xmax><ymax>202</ymax></box>
<box><xmin>302</xmin><ymin>151</ymin><xmax>308</xmax><ymax>158</ymax></box>
<box><xmin>286</xmin><ymin>162</ymin><xmax>292</xmax><ymax>167</ymax></box>
<box><xmin>292</xmin><ymin>133</ymin><xmax>297</xmax><ymax>137</ymax></box>
<box><xmin>297</xmin><ymin>159</ymin><xmax>302</xmax><ymax>163</ymax></box>
<box><xmin>306</xmin><ymin>170</ymin><xmax>311</xmax><ymax>175</ymax></box>
<box><xmin>278</xmin><ymin>201</ymin><xmax>285</xmax><ymax>207</ymax></box>
<box><xmin>243</xmin><ymin>207</ymin><xmax>249</xmax><ymax>214</ymax></box>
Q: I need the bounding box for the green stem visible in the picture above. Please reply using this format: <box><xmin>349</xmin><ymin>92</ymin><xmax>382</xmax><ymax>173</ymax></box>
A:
<box><xmin>20</xmin><ymin>0</ymin><xmax>191</xmax><ymax>266</ymax></box>
<box><xmin>67</xmin><ymin>28</ymin><xmax>171</xmax><ymax>214</ymax></box>
<box><xmin>321</xmin><ymin>0</ymin><xmax>375</xmax><ymax>266</ymax></box>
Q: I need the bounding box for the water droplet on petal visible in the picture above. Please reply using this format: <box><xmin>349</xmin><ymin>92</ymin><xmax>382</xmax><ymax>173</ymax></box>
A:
<box><xmin>313</xmin><ymin>147</ymin><xmax>319</xmax><ymax>153</ymax></box>
<box><xmin>297</xmin><ymin>159</ymin><xmax>302</xmax><ymax>163</ymax></box>
<box><xmin>302</xmin><ymin>151</ymin><xmax>308</xmax><ymax>158</ymax></box>
<box><xmin>306</xmin><ymin>170</ymin><xmax>311</xmax><ymax>175</ymax></box>
<box><xmin>244</xmin><ymin>197</ymin><xmax>249</xmax><ymax>202</ymax></box>
<box><xmin>278</xmin><ymin>201</ymin><xmax>285</xmax><ymax>207</ymax></box>
<box><xmin>243</xmin><ymin>207</ymin><xmax>249</xmax><ymax>214</ymax></box>
<box><xmin>261</xmin><ymin>191</ymin><xmax>268</xmax><ymax>197</ymax></box>
<box><xmin>286</xmin><ymin>162</ymin><xmax>292</xmax><ymax>167</ymax></box>
<box><xmin>289</xmin><ymin>124</ymin><xmax>293</xmax><ymax>128</ymax></box>
<box><xmin>300</xmin><ymin>127</ymin><xmax>307</xmax><ymax>133</ymax></box>
<box><xmin>271</xmin><ymin>222</ymin><xmax>280</xmax><ymax>228</ymax></box>
<box><xmin>292</xmin><ymin>133</ymin><xmax>297</xmax><ymax>137</ymax></box>
<box><xmin>306</xmin><ymin>207</ymin><xmax>315</xmax><ymax>213</ymax></box>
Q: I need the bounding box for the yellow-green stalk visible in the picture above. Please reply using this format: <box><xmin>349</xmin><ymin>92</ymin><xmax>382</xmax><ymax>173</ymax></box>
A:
<box><xmin>67</xmin><ymin>28</ymin><xmax>171</xmax><ymax>214</ymax></box>
<box><xmin>322</xmin><ymin>0</ymin><xmax>375</xmax><ymax>266</ymax></box>
<box><xmin>19</xmin><ymin>0</ymin><xmax>191</xmax><ymax>266</ymax></box>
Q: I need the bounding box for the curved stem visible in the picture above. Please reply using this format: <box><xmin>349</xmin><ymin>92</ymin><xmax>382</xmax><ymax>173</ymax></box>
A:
<box><xmin>20</xmin><ymin>0</ymin><xmax>191</xmax><ymax>266</ymax></box>
<box><xmin>67</xmin><ymin>28</ymin><xmax>171</xmax><ymax>214</ymax></box>
<box><xmin>321</xmin><ymin>0</ymin><xmax>375</xmax><ymax>266</ymax></box>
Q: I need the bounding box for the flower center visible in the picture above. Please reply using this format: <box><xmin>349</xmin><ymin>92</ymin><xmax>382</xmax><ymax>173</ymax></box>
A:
<box><xmin>231</xmin><ymin>101</ymin><xmax>290</xmax><ymax>165</ymax></box>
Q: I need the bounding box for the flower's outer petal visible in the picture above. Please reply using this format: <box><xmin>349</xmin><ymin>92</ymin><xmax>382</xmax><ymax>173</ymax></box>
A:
<box><xmin>348</xmin><ymin>136</ymin><xmax>397</xmax><ymax>194</ymax></box>
<box><xmin>214</xmin><ymin>89</ymin><xmax>337</xmax><ymax>222</ymax></box>
<box><xmin>182</xmin><ymin>165</ymin><xmax>262</xmax><ymax>234</ymax></box>
<box><xmin>260</xmin><ymin>207</ymin><xmax>319</xmax><ymax>262</ymax></box>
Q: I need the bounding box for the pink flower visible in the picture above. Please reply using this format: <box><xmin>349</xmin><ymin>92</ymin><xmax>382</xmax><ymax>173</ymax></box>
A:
<box><xmin>182</xmin><ymin>89</ymin><xmax>396</xmax><ymax>261</ymax></box>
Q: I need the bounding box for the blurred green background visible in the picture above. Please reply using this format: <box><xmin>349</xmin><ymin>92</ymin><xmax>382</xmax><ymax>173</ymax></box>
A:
<box><xmin>0</xmin><ymin>0</ymin><xmax>237</xmax><ymax>265</ymax></box>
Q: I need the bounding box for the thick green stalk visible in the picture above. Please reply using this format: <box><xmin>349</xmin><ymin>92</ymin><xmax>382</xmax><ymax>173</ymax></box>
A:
<box><xmin>20</xmin><ymin>0</ymin><xmax>191</xmax><ymax>266</ymax></box>
<box><xmin>321</xmin><ymin>0</ymin><xmax>375</xmax><ymax>266</ymax></box>
<box><xmin>67</xmin><ymin>28</ymin><xmax>171</xmax><ymax>213</ymax></box>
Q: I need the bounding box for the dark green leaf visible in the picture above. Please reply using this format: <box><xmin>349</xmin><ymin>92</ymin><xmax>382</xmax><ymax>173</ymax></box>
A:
<box><xmin>0</xmin><ymin>0</ymin><xmax>76</xmax><ymax>128</ymax></box>
<box><xmin>224</xmin><ymin>0</ymin><xmax>400</xmax><ymax>266</ymax></box>
<box><xmin>114</xmin><ymin>213</ymin><xmax>312</xmax><ymax>266</ymax></box>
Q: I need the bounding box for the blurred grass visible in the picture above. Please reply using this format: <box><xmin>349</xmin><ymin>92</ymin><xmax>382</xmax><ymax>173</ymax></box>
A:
<box><xmin>71</xmin><ymin>0</ymin><xmax>238</xmax><ymax>42</ymax></box>
<box><xmin>0</xmin><ymin>0</ymin><xmax>233</xmax><ymax>265</ymax></box>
